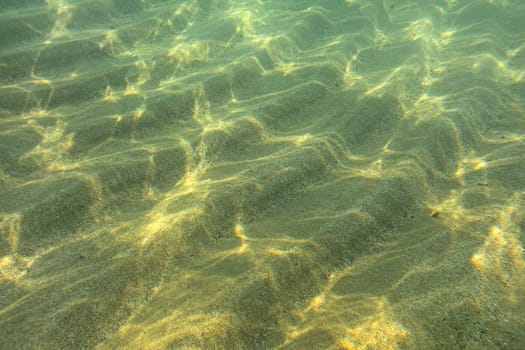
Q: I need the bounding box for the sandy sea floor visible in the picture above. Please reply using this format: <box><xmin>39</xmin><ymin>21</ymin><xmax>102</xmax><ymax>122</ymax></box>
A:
<box><xmin>1</xmin><ymin>0</ymin><xmax>525</xmax><ymax>349</ymax></box>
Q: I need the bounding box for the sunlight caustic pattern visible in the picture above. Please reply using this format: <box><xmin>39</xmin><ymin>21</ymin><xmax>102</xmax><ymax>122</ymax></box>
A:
<box><xmin>1</xmin><ymin>0</ymin><xmax>524</xmax><ymax>348</ymax></box>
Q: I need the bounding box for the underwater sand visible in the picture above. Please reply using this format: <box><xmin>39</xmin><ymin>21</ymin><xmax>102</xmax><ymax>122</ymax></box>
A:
<box><xmin>1</xmin><ymin>0</ymin><xmax>525</xmax><ymax>349</ymax></box>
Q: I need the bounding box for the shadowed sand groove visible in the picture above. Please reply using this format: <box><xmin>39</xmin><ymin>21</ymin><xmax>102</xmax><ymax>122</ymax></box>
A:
<box><xmin>1</xmin><ymin>0</ymin><xmax>525</xmax><ymax>349</ymax></box>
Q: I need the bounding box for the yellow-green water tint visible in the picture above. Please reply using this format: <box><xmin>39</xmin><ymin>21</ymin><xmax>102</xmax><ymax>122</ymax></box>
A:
<box><xmin>1</xmin><ymin>0</ymin><xmax>524</xmax><ymax>348</ymax></box>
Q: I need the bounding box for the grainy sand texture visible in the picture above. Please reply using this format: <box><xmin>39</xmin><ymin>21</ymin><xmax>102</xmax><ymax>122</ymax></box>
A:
<box><xmin>1</xmin><ymin>0</ymin><xmax>525</xmax><ymax>349</ymax></box>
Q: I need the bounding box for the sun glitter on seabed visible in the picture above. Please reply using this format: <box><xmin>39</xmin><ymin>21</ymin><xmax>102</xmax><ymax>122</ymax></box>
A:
<box><xmin>233</xmin><ymin>222</ymin><xmax>249</xmax><ymax>254</ymax></box>
<box><xmin>470</xmin><ymin>197</ymin><xmax>525</xmax><ymax>303</ymax></box>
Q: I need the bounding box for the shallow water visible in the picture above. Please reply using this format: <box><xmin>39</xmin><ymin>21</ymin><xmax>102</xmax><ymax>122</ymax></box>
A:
<box><xmin>1</xmin><ymin>0</ymin><xmax>524</xmax><ymax>348</ymax></box>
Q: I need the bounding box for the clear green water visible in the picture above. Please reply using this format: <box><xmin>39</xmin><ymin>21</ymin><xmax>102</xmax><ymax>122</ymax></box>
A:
<box><xmin>1</xmin><ymin>0</ymin><xmax>524</xmax><ymax>348</ymax></box>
